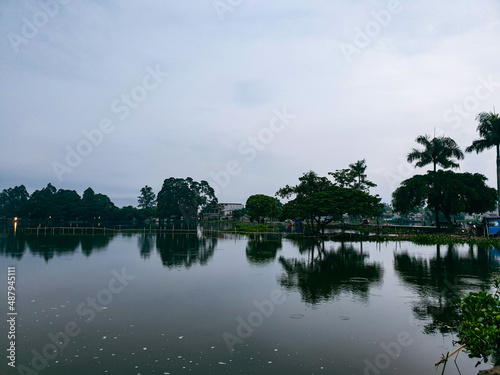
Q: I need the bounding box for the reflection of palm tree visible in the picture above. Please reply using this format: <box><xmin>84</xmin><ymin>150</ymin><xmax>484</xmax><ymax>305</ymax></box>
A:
<box><xmin>394</xmin><ymin>244</ymin><xmax>499</xmax><ymax>334</ymax></box>
<box><xmin>279</xmin><ymin>241</ymin><xmax>383</xmax><ymax>304</ymax></box>
<box><xmin>245</xmin><ymin>235</ymin><xmax>282</xmax><ymax>265</ymax></box>
<box><xmin>155</xmin><ymin>234</ymin><xmax>217</xmax><ymax>268</ymax></box>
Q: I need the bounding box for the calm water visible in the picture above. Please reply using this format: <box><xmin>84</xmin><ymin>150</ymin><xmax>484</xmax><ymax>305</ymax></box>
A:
<box><xmin>0</xmin><ymin>233</ymin><xmax>499</xmax><ymax>375</ymax></box>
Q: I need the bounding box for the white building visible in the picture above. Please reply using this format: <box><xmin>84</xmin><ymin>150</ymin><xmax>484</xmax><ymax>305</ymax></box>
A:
<box><xmin>219</xmin><ymin>203</ymin><xmax>244</xmax><ymax>217</ymax></box>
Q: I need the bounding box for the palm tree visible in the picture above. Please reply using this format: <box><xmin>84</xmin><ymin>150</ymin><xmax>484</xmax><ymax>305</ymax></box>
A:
<box><xmin>465</xmin><ymin>110</ymin><xmax>500</xmax><ymax>213</ymax></box>
<box><xmin>407</xmin><ymin>135</ymin><xmax>464</xmax><ymax>172</ymax></box>
<box><xmin>348</xmin><ymin>159</ymin><xmax>376</xmax><ymax>192</ymax></box>
<box><xmin>407</xmin><ymin>134</ymin><xmax>464</xmax><ymax>229</ymax></box>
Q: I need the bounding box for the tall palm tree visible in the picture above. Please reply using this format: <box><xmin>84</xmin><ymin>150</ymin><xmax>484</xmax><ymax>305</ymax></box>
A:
<box><xmin>465</xmin><ymin>111</ymin><xmax>500</xmax><ymax>213</ymax></box>
<box><xmin>407</xmin><ymin>134</ymin><xmax>464</xmax><ymax>229</ymax></box>
<box><xmin>407</xmin><ymin>135</ymin><xmax>464</xmax><ymax>172</ymax></box>
<box><xmin>348</xmin><ymin>159</ymin><xmax>376</xmax><ymax>192</ymax></box>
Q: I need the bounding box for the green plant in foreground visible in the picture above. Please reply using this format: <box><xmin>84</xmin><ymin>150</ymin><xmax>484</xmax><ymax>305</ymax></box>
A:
<box><xmin>457</xmin><ymin>277</ymin><xmax>500</xmax><ymax>365</ymax></box>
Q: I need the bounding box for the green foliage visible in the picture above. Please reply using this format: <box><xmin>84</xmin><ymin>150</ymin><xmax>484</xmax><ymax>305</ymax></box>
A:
<box><xmin>138</xmin><ymin>185</ymin><xmax>156</xmax><ymax>210</ymax></box>
<box><xmin>228</xmin><ymin>224</ymin><xmax>275</xmax><ymax>233</ymax></box>
<box><xmin>392</xmin><ymin>171</ymin><xmax>497</xmax><ymax>228</ymax></box>
<box><xmin>277</xmin><ymin>171</ymin><xmax>382</xmax><ymax>235</ymax></box>
<box><xmin>231</xmin><ymin>208</ymin><xmax>247</xmax><ymax>220</ymax></box>
<box><xmin>245</xmin><ymin>194</ymin><xmax>281</xmax><ymax>223</ymax></box>
<box><xmin>0</xmin><ymin>185</ymin><xmax>29</xmax><ymax>217</ymax></box>
<box><xmin>456</xmin><ymin>278</ymin><xmax>500</xmax><ymax>363</ymax></box>
<box><xmin>466</xmin><ymin>111</ymin><xmax>500</xmax><ymax>155</ymax></box>
<box><xmin>156</xmin><ymin>177</ymin><xmax>217</xmax><ymax>220</ymax></box>
<box><xmin>329</xmin><ymin>159</ymin><xmax>376</xmax><ymax>192</ymax></box>
<box><xmin>407</xmin><ymin>134</ymin><xmax>464</xmax><ymax>172</ymax></box>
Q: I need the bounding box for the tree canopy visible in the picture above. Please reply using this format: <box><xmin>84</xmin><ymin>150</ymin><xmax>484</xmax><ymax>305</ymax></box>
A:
<box><xmin>466</xmin><ymin>110</ymin><xmax>500</xmax><ymax>211</ymax></box>
<box><xmin>407</xmin><ymin>134</ymin><xmax>464</xmax><ymax>172</ymax></box>
<box><xmin>392</xmin><ymin>171</ymin><xmax>497</xmax><ymax>227</ymax></box>
<box><xmin>245</xmin><ymin>194</ymin><xmax>281</xmax><ymax>223</ymax></box>
<box><xmin>329</xmin><ymin>159</ymin><xmax>376</xmax><ymax>192</ymax></box>
<box><xmin>156</xmin><ymin>177</ymin><xmax>218</xmax><ymax>221</ymax></box>
<box><xmin>138</xmin><ymin>185</ymin><xmax>156</xmax><ymax>210</ymax></box>
<box><xmin>277</xmin><ymin>171</ymin><xmax>382</xmax><ymax>234</ymax></box>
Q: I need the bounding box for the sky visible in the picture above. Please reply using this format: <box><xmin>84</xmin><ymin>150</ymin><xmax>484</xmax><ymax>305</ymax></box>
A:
<box><xmin>1</xmin><ymin>0</ymin><xmax>500</xmax><ymax>207</ymax></box>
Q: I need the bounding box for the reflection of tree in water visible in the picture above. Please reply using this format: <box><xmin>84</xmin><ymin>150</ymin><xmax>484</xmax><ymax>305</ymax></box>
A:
<box><xmin>279</xmin><ymin>240</ymin><xmax>383</xmax><ymax>304</ymax></box>
<box><xmin>0</xmin><ymin>234</ymin><xmax>27</xmax><ymax>260</ymax></box>
<box><xmin>79</xmin><ymin>235</ymin><xmax>113</xmax><ymax>257</ymax></box>
<box><xmin>156</xmin><ymin>234</ymin><xmax>217</xmax><ymax>269</ymax></box>
<box><xmin>138</xmin><ymin>234</ymin><xmax>155</xmax><ymax>259</ymax></box>
<box><xmin>0</xmin><ymin>234</ymin><xmax>114</xmax><ymax>262</ymax></box>
<box><xmin>246</xmin><ymin>235</ymin><xmax>282</xmax><ymax>265</ymax></box>
<box><xmin>394</xmin><ymin>244</ymin><xmax>500</xmax><ymax>334</ymax></box>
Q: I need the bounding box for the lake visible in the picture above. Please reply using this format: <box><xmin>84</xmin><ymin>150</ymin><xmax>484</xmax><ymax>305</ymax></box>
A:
<box><xmin>0</xmin><ymin>232</ymin><xmax>499</xmax><ymax>374</ymax></box>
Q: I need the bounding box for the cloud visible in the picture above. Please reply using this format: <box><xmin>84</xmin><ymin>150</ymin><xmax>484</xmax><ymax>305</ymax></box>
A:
<box><xmin>1</xmin><ymin>0</ymin><xmax>500</xmax><ymax>206</ymax></box>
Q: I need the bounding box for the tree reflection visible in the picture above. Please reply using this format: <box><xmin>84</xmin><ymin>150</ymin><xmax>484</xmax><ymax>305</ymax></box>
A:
<box><xmin>394</xmin><ymin>244</ymin><xmax>500</xmax><ymax>334</ymax></box>
<box><xmin>0</xmin><ymin>234</ymin><xmax>27</xmax><ymax>260</ymax></box>
<box><xmin>279</xmin><ymin>240</ymin><xmax>383</xmax><ymax>304</ymax></box>
<box><xmin>155</xmin><ymin>234</ymin><xmax>217</xmax><ymax>268</ymax></box>
<box><xmin>0</xmin><ymin>234</ymin><xmax>114</xmax><ymax>261</ymax></box>
<box><xmin>138</xmin><ymin>234</ymin><xmax>155</xmax><ymax>259</ymax></box>
<box><xmin>246</xmin><ymin>234</ymin><xmax>282</xmax><ymax>265</ymax></box>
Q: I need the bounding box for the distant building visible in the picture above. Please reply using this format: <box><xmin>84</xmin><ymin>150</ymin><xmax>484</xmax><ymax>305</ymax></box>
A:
<box><xmin>219</xmin><ymin>203</ymin><xmax>244</xmax><ymax>217</ymax></box>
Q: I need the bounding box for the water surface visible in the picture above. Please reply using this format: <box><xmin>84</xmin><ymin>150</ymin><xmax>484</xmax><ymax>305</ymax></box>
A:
<box><xmin>0</xmin><ymin>233</ymin><xmax>498</xmax><ymax>374</ymax></box>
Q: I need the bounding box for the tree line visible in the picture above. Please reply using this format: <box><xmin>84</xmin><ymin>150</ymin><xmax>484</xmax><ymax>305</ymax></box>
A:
<box><xmin>1</xmin><ymin>110</ymin><xmax>499</xmax><ymax>232</ymax></box>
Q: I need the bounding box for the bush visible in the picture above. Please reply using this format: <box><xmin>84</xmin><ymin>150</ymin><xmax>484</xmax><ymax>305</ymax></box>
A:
<box><xmin>457</xmin><ymin>278</ymin><xmax>500</xmax><ymax>364</ymax></box>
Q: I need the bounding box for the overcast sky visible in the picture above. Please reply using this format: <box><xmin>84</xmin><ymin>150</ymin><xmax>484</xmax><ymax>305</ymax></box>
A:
<box><xmin>1</xmin><ymin>0</ymin><xmax>500</xmax><ymax>207</ymax></box>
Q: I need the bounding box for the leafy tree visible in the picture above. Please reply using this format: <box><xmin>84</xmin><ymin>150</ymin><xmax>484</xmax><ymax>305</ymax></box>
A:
<box><xmin>232</xmin><ymin>208</ymin><xmax>247</xmax><ymax>220</ymax></box>
<box><xmin>79</xmin><ymin>187</ymin><xmax>116</xmax><ymax>220</ymax></box>
<box><xmin>407</xmin><ymin>134</ymin><xmax>464</xmax><ymax>172</ymax></box>
<box><xmin>392</xmin><ymin>171</ymin><xmax>496</xmax><ymax>228</ymax></box>
<box><xmin>349</xmin><ymin>159</ymin><xmax>377</xmax><ymax>191</ymax></box>
<box><xmin>407</xmin><ymin>135</ymin><xmax>464</xmax><ymax>228</ymax></box>
<box><xmin>157</xmin><ymin>177</ymin><xmax>217</xmax><ymax>221</ymax></box>
<box><xmin>328</xmin><ymin>168</ymin><xmax>356</xmax><ymax>188</ymax></box>
<box><xmin>27</xmin><ymin>183</ymin><xmax>57</xmax><ymax>219</ymax></box>
<box><xmin>329</xmin><ymin>159</ymin><xmax>376</xmax><ymax>192</ymax></box>
<box><xmin>245</xmin><ymin>194</ymin><xmax>281</xmax><ymax>223</ymax></box>
<box><xmin>52</xmin><ymin>189</ymin><xmax>81</xmax><ymax>220</ymax></box>
<box><xmin>466</xmin><ymin>110</ymin><xmax>500</xmax><ymax>212</ymax></box>
<box><xmin>277</xmin><ymin>171</ymin><xmax>382</xmax><ymax>235</ymax></box>
<box><xmin>138</xmin><ymin>185</ymin><xmax>156</xmax><ymax>210</ymax></box>
<box><xmin>0</xmin><ymin>185</ymin><xmax>29</xmax><ymax>217</ymax></box>
<box><xmin>118</xmin><ymin>205</ymin><xmax>141</xmax><ymax>221</ymax></box>
<box><xmin>82</xmin><ymin>187</ymin><xmax>95</xmax><ymax>202</ymax></box>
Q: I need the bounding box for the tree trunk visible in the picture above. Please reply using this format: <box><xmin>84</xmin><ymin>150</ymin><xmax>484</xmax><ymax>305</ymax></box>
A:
<box><xmin>497</xmin><ymin>144</ymin><xmax>500</xmax><ymax>214</ymax></box>
<box><xmin>434</xmin><ymin>207</ymin><xmax>440</xmax><ymax>230</ymax></box>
